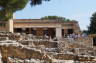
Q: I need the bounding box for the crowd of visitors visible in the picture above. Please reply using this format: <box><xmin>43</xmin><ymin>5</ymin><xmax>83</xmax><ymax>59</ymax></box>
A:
<box><xmin>65</xmin><ymin>33</ymin><xmax>87</xmax><ymax>39</ymax></box>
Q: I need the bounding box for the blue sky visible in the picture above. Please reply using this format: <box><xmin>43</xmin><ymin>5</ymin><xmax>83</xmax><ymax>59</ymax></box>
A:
<box><xmin>14</xmin><ymin>0</ymin><xmax>96</xmax><ymax>30</ymax></box>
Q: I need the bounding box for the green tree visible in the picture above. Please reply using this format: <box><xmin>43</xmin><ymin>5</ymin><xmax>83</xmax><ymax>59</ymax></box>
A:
<box><xmin>30</xmin><ymin>0</ymin><xmax>50</xmax><ymax>6</ymax></box>
<box><xmin>41</xmin><ymin>16</ymin><xmax>72</xmax><ymax>22</ymax></box>
<box><xmin>0</xmin><ymin>0</ymin><xmax>28</xmax><ymax>21</ymax></box>
<box><xmin>82</xmin><ymin>30</ymin><xmax>88</xmax><ymax>35</ymax></box>
<box><xmin>88</xmin><ymin>12</ymin><xmax>96</xmax><ymax>34</ymax></box>
<box><xmin>41</xmin><ymin>16</ymin><xmax>64</xmax><ymax>19</ymax></box>
<box><xmin>0</xmin><ymin>0</ymin><xmax>50</xmax><ymax>21</ymax></box>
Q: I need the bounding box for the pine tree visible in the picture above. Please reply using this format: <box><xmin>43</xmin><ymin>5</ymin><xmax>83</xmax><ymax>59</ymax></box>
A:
<box><xmin>0</xmin><ymin>0</ymin><xmax>28</xmax><ymax>21</ymax></box>
<box><xmin>30</xmin><ymin>0</ymin><xmax>50</xmax><ymax>6</ymax></box>
<box><xmin>0</xmin><ymin>0</ymin><xmax>50</xmax><ymax>21</ymax></box>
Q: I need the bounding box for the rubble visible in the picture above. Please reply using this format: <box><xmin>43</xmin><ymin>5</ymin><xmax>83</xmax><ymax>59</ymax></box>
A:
<box><xmin>0</xmin><ymin>33</ymin><xmax>95</xmax><ymax>63</ymax></box>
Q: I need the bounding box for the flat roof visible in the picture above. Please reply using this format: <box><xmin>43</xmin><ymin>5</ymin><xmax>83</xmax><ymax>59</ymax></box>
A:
<box><xmin>13</xmin><ymin>19</ymin><xmax>78</xmax><ymax>23</ymax></box>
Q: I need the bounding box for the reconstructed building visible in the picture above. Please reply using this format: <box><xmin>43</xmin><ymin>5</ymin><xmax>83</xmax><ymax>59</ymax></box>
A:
<box><xmin>13</xmin><ymin>19</ymin><xmax>80</xmax><ymax>38</ymax></box>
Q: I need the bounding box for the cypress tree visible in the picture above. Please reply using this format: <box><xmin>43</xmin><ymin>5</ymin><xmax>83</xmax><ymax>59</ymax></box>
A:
<box><xmin>88</xmin><ymin>12</ymin><xmax>96</xmax><ymax>34</ymax></box>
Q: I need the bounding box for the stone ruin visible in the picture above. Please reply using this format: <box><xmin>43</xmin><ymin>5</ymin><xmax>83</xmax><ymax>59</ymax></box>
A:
<box><xmin>0</xmin><ymin>32</ymin><xmax>95</xmax><ymax>63</ymax></box>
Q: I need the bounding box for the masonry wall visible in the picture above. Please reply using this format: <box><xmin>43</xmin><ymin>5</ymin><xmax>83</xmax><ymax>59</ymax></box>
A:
<box><xmin>57</xmin><ymin>37</ymin><xmax>94</xmax><ymax>55</ymax></box>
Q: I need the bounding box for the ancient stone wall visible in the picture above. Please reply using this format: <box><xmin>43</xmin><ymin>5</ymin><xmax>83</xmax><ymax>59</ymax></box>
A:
<box><xmin>75</xmin><ymin>37</ymin><xmax>93</xmax><ymax>46</ymax></box>
<box><xmin>57</xmin><ymin>37</ymin><xmax>94</xmax><ymax>55</ymax></box>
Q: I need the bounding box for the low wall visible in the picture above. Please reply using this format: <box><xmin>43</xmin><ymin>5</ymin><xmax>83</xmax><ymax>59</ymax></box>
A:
<box><xmin>19</xmin><ymin>40</ymin><xmax>58</xmax><ymax>48</ymax></box>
